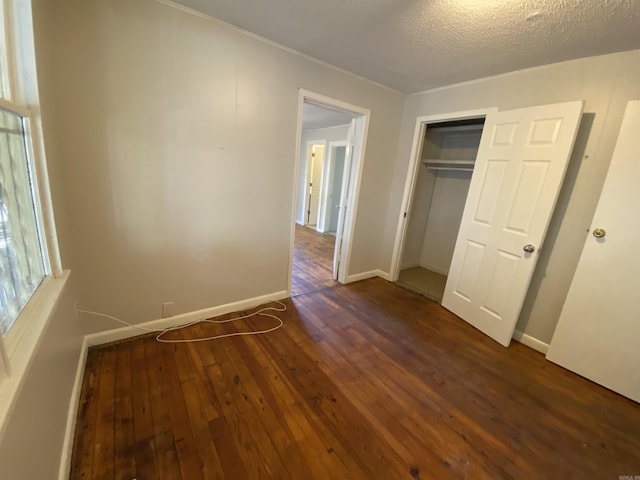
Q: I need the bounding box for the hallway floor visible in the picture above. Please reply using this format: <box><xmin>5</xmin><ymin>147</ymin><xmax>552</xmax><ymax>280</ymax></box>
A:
<box><xmin>290</xmin><ymin>224</ymin><xmax>338</xmax><ymax>296</ymax></box>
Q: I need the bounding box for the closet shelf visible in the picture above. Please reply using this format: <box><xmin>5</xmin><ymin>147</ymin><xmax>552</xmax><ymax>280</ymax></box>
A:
<box><xmin>422</xmin><ymin>159</ymin><xmax>475</xmax><ymax>172</ymax></box>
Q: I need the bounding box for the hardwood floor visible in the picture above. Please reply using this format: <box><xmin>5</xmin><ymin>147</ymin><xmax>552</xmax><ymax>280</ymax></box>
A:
<box><xmin>290</xmin><ymin>224</ymin><xmax>337</xmax><ymax>296</ymax></box>
<box><xmin>70</xmin><ymin>277</ymin><xmax>640</xmax><ymax>479</ymax></box>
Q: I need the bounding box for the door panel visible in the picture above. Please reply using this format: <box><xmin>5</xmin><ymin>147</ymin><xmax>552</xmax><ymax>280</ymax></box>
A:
<box><xmin>333</xmin><ymin>120</ymin><xmax>356</xmax><ymax>278</ymax></box>
<box><xmin>547</xmin><ymin>101</ymin><xmax>640</xmax><ymax>402</ymax></box>
<box><xmin>327</xmin><ymin>147</ymin><xmax>346</xmax><ymax>233</ymax></box>
<box><xmin>474</xmin><ymin>160</ymin><xmax>508</xmax><ymax>224</ymax></box>
<box><xmin>443</xmin><ymin>101</ymin><xmax>583</xmax><ymax>346</ymax></box>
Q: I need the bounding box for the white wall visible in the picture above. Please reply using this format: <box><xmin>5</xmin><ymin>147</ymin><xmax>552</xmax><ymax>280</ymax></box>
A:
<box><xmin>384</xmin><ymin>50</ymin><xmax>640</xmax><ymax>344</ymax></box>
<box><xmin>400</xmin><ymin>166</ymin><xmax>433</xmax><ymax>269</ymax></box>
<box><xmin>35</xmin><ymin>0</ymin><xmax>404</xmax><ymax>326</ymax></box>
<box><xmin>402</xmin><ymin>126</ymin><xmax>478</xmax><ymax>274</ymax></box>
<box><xmin>419</xmin><ymin>170</ymin><xmax>471</xmax><ymax>275</ymax></box>
<box><xmin>296</xmin><ymin>124</ymin><xmax>350</xmax><ymax>224</ymax></box>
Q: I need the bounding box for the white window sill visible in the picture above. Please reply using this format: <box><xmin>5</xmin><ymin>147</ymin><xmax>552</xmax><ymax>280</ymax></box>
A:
<box><xmin>0</xmin><ymin>270</ymin><xmax>71</xmax><ymax>442</ymax></box>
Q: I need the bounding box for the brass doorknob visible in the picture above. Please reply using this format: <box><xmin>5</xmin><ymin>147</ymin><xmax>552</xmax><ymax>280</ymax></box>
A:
<box><xmin>523</xmin><ymin>244</ymin><xmax>535</xmax><ymax>253</ymax></box>
<box><xmin>593</xmin><ymin>228</ymin><xmax>606</xmax><ymax>238</ymax></box>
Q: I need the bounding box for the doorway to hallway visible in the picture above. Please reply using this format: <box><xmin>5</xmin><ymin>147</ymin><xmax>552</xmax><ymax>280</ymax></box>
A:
<box><xmin>289</xmin><ymin>90</ymin><xmax>370</xmax><ymax>294</ymax></box>
<box><xmin>290</xmin><ymin>224</ymin><xmax>337</xmax><ymax>296</ymax></box>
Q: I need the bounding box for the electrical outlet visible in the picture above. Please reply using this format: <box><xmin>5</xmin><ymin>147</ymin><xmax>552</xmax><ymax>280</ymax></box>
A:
<box><xmin>162</xmin><ymin>302</ymin><xmax>176</xmax><ymax>318</ymax></box>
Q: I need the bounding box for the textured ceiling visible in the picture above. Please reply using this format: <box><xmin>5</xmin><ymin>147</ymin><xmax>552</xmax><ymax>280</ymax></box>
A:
<box><xmin>171</xmin><ymin>0</ymin><xmax>640</xmax><ymax>93</ymax></box>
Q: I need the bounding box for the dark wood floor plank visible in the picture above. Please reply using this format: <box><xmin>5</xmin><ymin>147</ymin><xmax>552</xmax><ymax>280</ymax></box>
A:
<box><xmin>230</xmin><ymin>329</ymin><xmax>357</xmax><ymax>478</ymax></box>
<box><xmin>299</xmin><ymin>285</ymin><xmax>590</xmax><ymax>475</ymax></box>
<box><xmin>162</xmin><ymin>337</ymin><xmax>226</xmax><ymax>479</ymax></box>
<box><xmin>69</xmin><ymin>348</ymin><xmax>103</xmax><ymax>479</ymax></box>
<box><xmin>285</xmin><ymin>294</ymin><xmax>511</xmax><ymax>478</ymax></box>
<box><xmin>92</xmin><ymin>346</ymin><xmax>117</xmax><ymax>479</ymax></box>
<box><xmin>129</xmin><ymin>337</ymin><xmax>158</xmax><ymax>478</ymax></box>
<box><xmin>256</xmin><ymin>316</ymin><xmax>414</xmax><ymax>479</ymax></box>
<box><xmin>209</xmin><ymin>326</ymin><xmax>299</xmax><ymax>479</ymax></box>
<box><xmin>143</xmin><ymin>338</ymin><xmax>190</xmax><ymax>480</ymax></box>
<box><xmin>295</xmin><ymin>293</ymin><xmax>527</xmax><ymax>467</ymax></box>
<box><xmin>71</xmin><ymin>231</ymin><xmax>640</xmax><ymax>479</ymax></box>
<box><xmin>291</xmin><ymin>224</ymin><xmax>337</xmax><ymax>296</ymax></box>
<box><xmin>205</xmin><ymin>356</ymin><xmax>276</xmax><ymax>479</ymax></box>
<box><xmin>114</xmin><ymin>342</ymin><xmax>136</xmax><ymax>480</ymax></box>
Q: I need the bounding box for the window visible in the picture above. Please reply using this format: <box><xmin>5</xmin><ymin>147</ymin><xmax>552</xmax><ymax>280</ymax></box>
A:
<box><xmin>0</xmin><ymin>0</ymin><xmax>65</xmax><ymax>437</ymax></box>
<box><xmin>0</xmin><ymin>105</ymin><xmax>47</xmax><ymax>334</ymax></box>
<box><xmin>0</xmin><ymin>0</ymin><xmax>61</xmax><ymax>367</ymax></box>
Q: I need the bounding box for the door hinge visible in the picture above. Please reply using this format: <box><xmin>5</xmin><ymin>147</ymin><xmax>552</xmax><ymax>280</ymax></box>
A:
<box><xmin>403</xmin><ymin>212</ymin><xmax>408</xmax><ymax>218</ymax></box>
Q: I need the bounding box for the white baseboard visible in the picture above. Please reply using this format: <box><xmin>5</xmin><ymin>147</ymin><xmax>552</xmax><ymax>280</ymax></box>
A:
<box><xmin>58</xmin><ymin>337</ymin><xmax>89</xmax><ymax>480</ymax></box>
<box><xmin>512</xmin><ymin>330</ymin><xmax>549</xmax><ymax>354</ymax></box>
<box><xmin>400</xmin><ymin>261</ymin><xmax>420</xmax><ymax>270</ymax></box>
<box><xmin>418</xmin><ymin>262</ymin><xmax>449</xmax><ymax>277</ymax></box>
<box><xmin>345</xmin><ymin>269</ymin><xmax>390</xmax><ymax>283</ymax></box>
<box><xmin>375</xmin><ymin>269</ymin><xmax>391</xmax><ymax>281</ymax></box>
<box><xmin>85</xmin><ymin>290</ymin><xmax>289</xmax><ymax>347</ymax></box>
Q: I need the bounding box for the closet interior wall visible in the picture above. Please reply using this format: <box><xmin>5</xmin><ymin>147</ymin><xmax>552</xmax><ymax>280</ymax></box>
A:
<box><xmin>398</xmin><ymin>119</ymin><xmax>484</xmax><ymax>301</ymax></box>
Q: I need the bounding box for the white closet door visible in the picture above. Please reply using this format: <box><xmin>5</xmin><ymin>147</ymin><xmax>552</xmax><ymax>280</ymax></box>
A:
<box><xmin>547</xmin><ymin>101</ymin><xmax>640</xmax><ymax>402</ymax></box>
<box><xmin>442</xmin><ymin>101</ymin><xmax>583</xmax><ymax>346</ymax></box>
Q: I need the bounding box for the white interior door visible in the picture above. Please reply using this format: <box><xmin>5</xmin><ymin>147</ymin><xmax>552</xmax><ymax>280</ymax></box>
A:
<box><xmin>307</xmin><ymin>144</ymin><xmax>324</xmax><ymax>226</ymax></box>
<box><xmin>442</xmin><ymin>101</ymin><xmax>583</xmax><ymax>346</ymax></box>
<box><xmin>333</xmin><ymin>121</ymin><xmax>355</xmax><ymax>279</ymax></box>
<box><xmin>327</xmin><ymin>146</ymin><xmax>346</xmax><ymax>233</ymax></box>
<box><xmin>547</xmin><ymin>101</ymin><xmax>640</xmax><ymax>402</ymax></box>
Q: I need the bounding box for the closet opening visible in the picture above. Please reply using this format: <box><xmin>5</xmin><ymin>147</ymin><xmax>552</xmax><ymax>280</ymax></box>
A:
<box><xmin>395</xmin><ymin>116</ymin><xmax>486</xmax><ymax>302</ymax></box>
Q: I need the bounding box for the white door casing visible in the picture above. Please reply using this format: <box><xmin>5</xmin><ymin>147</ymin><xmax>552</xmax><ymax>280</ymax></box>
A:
<box><xmin>389</xmin><ymin>108</ymin><xmax>496</xmax><ymax>282</ymax></box>
<box><xmin>547</xmin><ymin>101</ymin><xmax>640</xmax><ymax>403</ymax></box>
<box><xmin>442</xmin><ymin>101</ymin><xmax>583</xmax><ymax>346</ymax></box>
<box><xmin>288</xmin><ymin>90</ymin><xmax>370</xmax><ymax>293</ymax></box>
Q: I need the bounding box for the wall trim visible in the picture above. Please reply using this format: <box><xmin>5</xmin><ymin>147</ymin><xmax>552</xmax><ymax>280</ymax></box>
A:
<box><xmin>418</xmin><ymin>262</ymin><xmax>449</xmax><ymax>277</ymax></box>
<box><xmin>512</xmin><ymin>330</ymin><xmax>549</xmax><ymax>354</ymax></box>
<box><xmin>58</xmin><ymin>337</ymin><xmax>89</xmax><ymax>480</ymax></box>
<box><xmin>399</xmin><ymin>261</ymin><xmax>420</xmax><ymax>270</ymax></box>
<box><xmin>345</xmin><ymin>269</ymin><xmax>390</xmax><ymax>283</ymax></box>
<box><xmin>84</xmin><ymin>290</ymin><xmax>289</xmax><ymax>347</ymax></box>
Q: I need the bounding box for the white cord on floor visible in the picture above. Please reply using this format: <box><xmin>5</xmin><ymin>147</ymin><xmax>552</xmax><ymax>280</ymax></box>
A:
<box><xmin>75</xmin><ymin>301</ymin><xmax>286</xmax><ymax>343</ymax></box>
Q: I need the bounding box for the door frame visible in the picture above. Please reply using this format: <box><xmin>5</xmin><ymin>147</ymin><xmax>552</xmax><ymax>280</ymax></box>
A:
<box><xmin>302</xmin><ymin>140</ymin><xmax>326</xmax><ymax>227</ymax></box>
<box><xmin>318</xmin><ymin>140</ymin><xmax>348</xmax><ymax>233</ymax></box>
<box><xmin>288</xmin><ymin>89</ymin><xmax>370</xmax><ymax>292</ymax></box>
<box><xmin>389</xmin><ymin>107</ymin><xmax>497</xmax><ymax>282</ymax></box>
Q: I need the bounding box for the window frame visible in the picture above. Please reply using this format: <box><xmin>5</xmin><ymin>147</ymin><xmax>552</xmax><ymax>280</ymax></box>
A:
<box><xmin>0</xmin><ymin>96</ymin><xmax>53</xmax><ymax>353</ymax></box>
<box><xmin>0</xmin><ymin>0</ymin><xmax>64</xmax><ymax>380</ymax></box>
